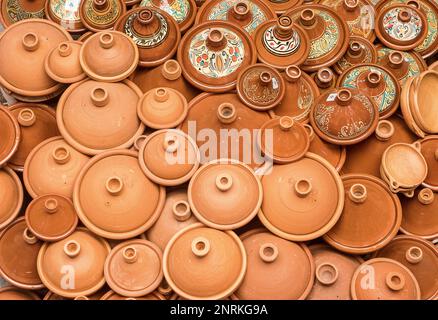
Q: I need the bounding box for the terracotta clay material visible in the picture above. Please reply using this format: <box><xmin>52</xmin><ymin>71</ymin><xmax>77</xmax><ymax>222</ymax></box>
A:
<box><xmin>44</xmin><ymin>290</ymin><xmax>106</xmax><ymax>300</ymax></box>
<box><xmin>0</xmin><ymin>106</ymin><xmax>20</xmax><ymax>167</ymax></box>
<box><xmin>100</xmin><ymin>290</ymin><xmax>166</xmax><ymax>300</ymax></box>
<box><xmin>333</xmin><ymin>36</ymin><xmax>378</xmax><ymax>75</ymax></box>
<box><xmin>77</xmin><ymin>31</ymin><xmax>94</xmax><ymax>42</ymax></box>
<box><xmin>79</xmin><ymin>0</ymin><xmax>126</xmax><ymax>32</ymax></box>
<box><xmin>417</xmin><ymin>136</ymin><xmax>438</xmax><ymax>190</ymax></box>
<box><xmin>45</xmin><ymin>0</ymin><xmax>86</xmax><ymax>34</ymax></box>
<box><xmin>310</xmin><ymin>67</ymin><xmax>336</xmax><ymax>95</ymax></box>
<box><xmin>412</xmin><ymin>71</ymin><xmax>438</xmax><ymax>134</ymax></box>
<box><xmin>0</xmin><ymin>166</ymin><xmax>23</xmax><ymax>230</ymax></box>
<box><xmin>260</xmin><ymin>0</ymin><xmax>303</xmax><ymax>15</ymax></box>
<box><xmin>400</xmin><ymin>76</ymin><xmax>426</xmax><ymax>138</ymax></box>
<box><xmin>45</xmin><ymin>41</ymin><xmax>86</xmax><ymax>84</ymax></box>
<box><xmin>0</xmin><ymin>0</ymin><xmax>45</xmax><ymax>27</ymax></box>
<box><xmin>0</xmin><ymin>287</ymin><xmax>40</xmax><ymax>300</ymax></box>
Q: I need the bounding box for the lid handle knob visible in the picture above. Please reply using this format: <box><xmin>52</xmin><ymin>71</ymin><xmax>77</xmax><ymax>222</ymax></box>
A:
<box><xmin>93</xmin><ymin>0</ymin><xmax>109</xmax><ymax>11</ymax></box>
<box><xmin>405</xmin><ymin>246</ymin><xmax>423</xmax><ymax>264</ymax></box>
<box><xmin>385</xmin><ymin>272</ymin><xmax>405</xmax><ymax>291</ymax></box>
<box><xmin>294</xmin><ymin>179</ymin><xmax>312</xmax><ymax>197</ymax></box>
<box><xmin>217</xmin><ymin>103</ymin><xmax>237</xmax><ymax>124</ymax></box>
<box><xmin>162</xmin><ymin>60</ymin><xmax>182</xmax><ymax>80</ymax></box>
<box><xmin>274</xmin><ymin>16</ymin><xmax>294</xmax><ymax>39</ymax></box>
<box><xmin>300</xmin><ymin>9</ymin><xmax>316</xmax><ymax>26</ymax></box>
<box><xmin>279</xmin><ymin>116</ymin><xmax>294</xmax><ymax>131</ymax></box>
<box><xmin>206</xmin><ymin>29</ymin><xmax>226</xmax><ymax>50</ymax></box>
<box><xmin>154</xmin><ymin>88</ymin><xmax>170</xmax><ymax>103</ymax></box>
<box><xmin>137</xmin><ymin>9</ymin><xmax>154</xmax><ymax>25</ymax></box>
<box><xmin>99</xmin><ymin>32</ymin><xmax>114</xmax><ymax>49</ymax></box>
<box><xmin>216</xmin><ymin>173</ymin><xmax>233</xmax><ymax>191</ymax></box>
<box><xmin>44</xmin><ymin>198</ymin><xmax>59</xmax><ymax>214</ymax></box>
<box><xmin>343</xmin><ymin>0</ymin><xmax>358</xmax><ymax>11</ymax></box>
<box><xmin>163</xmin><ymin>135</ymin><xmax>180</xmax><ymax>153</ymax></box>
<box><xmin>172</xmin><ymin>200</ymin><xmax>192</xmax><ymax>221</ymax></box>
<box><xmin>91</xmin><ymin>87</ymin><xmax>109</xmax><ymax>107</ymax></box>
<box><xmin>348</xmin><ymin>183</ymin><xmax>367</xmax><ymax>203</ymax></box>
<box><xmin>106</xmin><ymin>176</ymin><xmax>124</xmax><ymax>196</ymax></box>
<box><xmin>17</xmin><ymin>108</ymin><xmax>36</xmax><ymax>127</ymax></box>
<box><xmin>375</xmin><ymin>120</ymin><xmax>395</xmax><ymax>141</ymax></box>
<box><xmin>347</xmin><ymin>41</ymin><xmax>363</xmax><ymax>58</ymax></box>
<box><xmin>335</xmin><ymin>89</ymin><xmax>353</xmax><ymax>106</ymax></box>
<box><xmin>388</xmin><ymin>51</ymin><xmax>404</xmax><ymax>69</ymax></box>
<box><xmin>52</xmin><ymin>146</ymin><xmax>71</xmax><ymax>165</ymax></box>
<box><xmin>123</xmin><ymin>246</ymin><xmax>138</xmax><ymax>264</ymax></box>
<box><xmin>285</xmin><ymin>65</ymin><xmax>301</xmax><ymax>83</ymax></box>
<box><xmin>366</xmin><ymin>71</ymin><xmax>382</xmax><ymax>88</ymax></box>
<box><xmin>418</xmin><ymin>188</ymin><xmax>434</xmax><ymax>205</ymax></box>
<box><xmin>23</xmin><ymin>228</ymin><xmax>38</xmax><ymax>245</ymax></box>
<box><xmin>232</xmin><ymin>2</ymin><xmax>250</xmax><ymax>20</ymax></box>
<box><xmin>259</xmin><ymin>243</ymin><xmax>279</xmax><ymax>263</ymax></box>
<box><xmin>259</xmin><ymin>71</ymin><xmax>273</xmax><ymax>86</ymax></box>
<box><xmin>64</xmin><ymin>240</ymin><xmax>81</xmax><ymax>258</ymax></box>
<box><xmin>22</xmin><ymin>33</ymin><xmax>39</xmax><ymax>52</ymax></box>
<box><xmin>316</xmin><ymin>262</ymin><xmax>339</xmax><ymax>286</ymax></box>
<box><xmin>58</xmin><ymin>42</ymin><xmax>72</xmax><ymax>57</ymax></box>
<box><xmin>315</xmin><ymin>68</ymin><xmax>333</xmax><ymax>89</ymax></box>
<box><xmin>398</xmin><ymin>9</ymin><xmax>412</xmax><ymax>23</ymax></box>
<box><xmin>191</xmin><ymin>237</ymin><xmax>210</xmax><ymax>257</ymax></box>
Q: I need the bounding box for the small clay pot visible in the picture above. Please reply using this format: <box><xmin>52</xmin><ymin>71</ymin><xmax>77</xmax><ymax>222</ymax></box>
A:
<box><xmin>333</xmin><ymin>36</ymin><xmax>378</xmax><ymax>75</ymax></box>
<box><xmin>0</xmin><ymin>0</ymin><xmax>45</xmax><ymax>27</ymax></box>
<box><xmin>0</xmin><ymin>287</ymin><xmax>40</xmax><ymax>300</ymax></box>
<box><xmin>45</xmin><ymin>0</ymin><xmax>86</xmax><ymax>34</ymax></box>
<box><xmin>45</xmin><ymin>41</ymin><xmax>86</xmax><ymax>84</ymax></box>
<box><xmin>0</xmin><ymin>166</ymin><xmax>23</xmax><ymax>230</ymax></box>
<box><xmin>0</xmin><ymin>106</ymin><xmax>20</xmax><ymax>167</ymax></box>
<box><xmin>100</xmin><ymin>290</ymin><xmax>166</xmax><ymax>300</ymax></box>
<box><xmin>79</xmin><ymin>0</ymin><xmax>126</xmax><ymax>32</ymax></box>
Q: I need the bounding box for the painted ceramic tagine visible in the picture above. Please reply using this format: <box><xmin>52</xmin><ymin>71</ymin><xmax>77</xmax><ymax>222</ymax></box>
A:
<box><xmin>115</xmin><ymin>8</ymin><xmax>181</xmax><ymax>67</ymax></box>
<box><xmin>232</xmin><ymin>228</ymin><xmax>314</xmax><ymax>300</ymax></box>
<box><xmin>177</xmin><ymin>21</ymin><xmax>257</xmax><ymax>92</ymax></box>
<box><xmin>333</xmin><ymin>36</ymin><xmax>378</xmax><ymax>75</ymax></box>
<box><xmin>0</xmin><ymin>167</ymin><xmax>22</xmax><ymax>231</ymax></box>
<box><xmin>45</xmin><ymin>41</ymin><xmax>86</xmax><ymax>84</ymax></box>
<box><xmin>79</xmin><ymin>0</ymin><xmax>126</xmax><ymax>32</ymax></box>
<box><xmin>45</xmin><ymin>0</ymin><xmax>86</xmax><ymax>34</ymax></box>
<box><xmin>259</xmin><ymin>0</ymin><xmax>303</xmax><ymax>15</ymax></box>
<box><xmin>100</xmin><ymin>290</ymin><xmax>166</xmax><ymax>300</ymax></box>
<box><xmin>0</xmin><ymin>0</ymin><xmax>45</xmax><ymax>27</ymax></box>
<box><xmin>0</xmin><ymin>287</ymin><xmax>40</xmax><ymax>300</ymax></box>
<box><xmin>0</xmin><ymin>106</ymin><xmax>20</xmax><ymax>167</ymax></box>
<box><xmin>310</xmin><ymin>67</ymin><xmax>336</xmax><ymax>95</ymax></box>
<box><xmin>418</xmin><ymin>135</ymin><xmax>438</xmax><ymax>191</ymax></box>
<box><xmin>163</xmin><ymin>223</ymin><xmax>246</xmax><ymax>300</ymax></box>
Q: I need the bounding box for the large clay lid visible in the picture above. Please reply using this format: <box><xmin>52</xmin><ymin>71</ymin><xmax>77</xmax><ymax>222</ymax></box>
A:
<box><xmin>310</xmin><ymin>88</ymin><xmax>379</xmax><ymax>145</ymax></box>
<box><xmin>283</xmin><ymin>5</ymin><xmax>349</xmax><ymax>72</ymax></box>
<box><xmin>0</xmin><ymin>0</ymin><xmax>45</xmax><ymax>27</ymax></box>
<box><xmin>412</xmin><ymin>70</ymin><xmax>438</xmax><ymax>134</ymax></box>
<box><xmin>25</xmin><ymin>194</ymin><xmax>78</xmax><ymax>242</ymax></box>
<box><xmin>45</xmin><ymin>0</ymin><xmax>86</xmax><ymax>33</ymax></box>
<box><xmin>333</xmin><ymin>36</ymin><xmax>378</xmax><ymax>75</ymax></box>
<box><xmin>351</xmin><ymin>258</ymin><xmax>421</xmax><ymax>300</ymax></box>
<box><xmin>100</xmin><ymin>290</ymin><xmax>166</xmax><ymax>300</ymax></box>
<box><xmin>163</xmin><ymin>223</ymin><xmax>246</xmax><ymax>300</ymax></box>
<box><xmin>324</xmin><ymin>174</ymin><xmax>402</xmax><ymax>254</ymax></box>
<box><xmin>57</xmin><ymin>79</ymin><xmax>144</xmax><ymax>155</ymax></box>
<box><xmin>45</xmin><ymin>41</ymin><xmax>86</xmax><ymax>84</ymax></box>
<box><xmin>0</xmin><ymin>19</ymin><xmax>72</xmax><ymax>98</ymax></box>
<box><xmin>0</xmin><ymin>106</ymin><xmax>20</xmax><ymax>167</ymax></box>
<box><xmin>419</xmin><ymin>135</ymin><xmax>438</xmax><ymax>190</ymax></box>
<box><xmin>79</xmin><ymin>0</ymin><xmax>126</xmax><ymax>32</ymax></box>
<box><xmin>73</xmin><ymin>149</ymin><xmax>166</xmax><ymax>240</ymax></box>
<box><xmin>0</xmin><ymin>218</ymin><xmax>43</xmax><ymax>289</ymax></box>
<box><xmin>0</xmin><ymin>167</ymin><xmax>22</xmax><ymax>230</ymax></box>
<box><xmin>177</xmin><ymin>21</ymin><xmax>257</xmax><ymax>92</ymax></box>
<box><xmin>0</xmin><ymin>287</ymin><xmax>40</xmax><ymax>300</ymax></box>
<box><xmin>233</xmin><ymin>228</ymin><xmax>314</xmax><ymax>300</ymax></box>
<box><xmin>259</xmin><ymin>152</ymin><xmax>344</xmax><ymax>241</ymax></box>
<box><xmin>337</xmin><ymin>63</ymin><xmax>401</xmax><ymax>119</ymax></box>
<box><xmin>8</xmin><ymin>104</ymin><xmax>59</xmax><ymax>171</ymax></box>
<box><xmin>23</xmin><ymin>136</ymin><xmax>90</xmax><ymax>199</ymax></box>
<box><xmin>114</xmin><ymin>8</ymin><xmax>180</xmax><ymax>67</ymax></box>
<box><xmin>37</xmin><ymin>228</ymin><xmax>110</xmax><ymax>298</ymax></box>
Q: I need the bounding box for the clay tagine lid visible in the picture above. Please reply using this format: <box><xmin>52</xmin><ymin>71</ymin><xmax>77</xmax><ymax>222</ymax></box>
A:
<box><xmin>0</xmin><ymin>218</ymin><xmax>43</xmax><ymax>289</ymax></box>
<box><xmin>419</xmin><ymin>136</ymin><xmax>438</xmax><ymax>190</ymax></box>
<box><xmin>310</xmin><ymin>88</ymin><xmax>379</xmax><ymax>145</ymax></box>
<box><xmin>333</xmin><ymin>36</ymin><xmax>378</xmax><ymax>75</ymax></box>
<box><xmin>37</xmin><ymin>228</ymin><xmax>110</xmax><ymax>298</ymax></box>
<box><xmin>0</xmin><ymin>19</ymin><xmax>72</xmax><ymax>99</ymax></box>
<box><xmin>323</xmin><ymin>174</ymin><xmax>402</xmax><ymax>254</ymax></box>
<box><xmin>45</xmin><ymin>41</ymin><xmax>86</xmax><ymax>84</ymax></box>
<box><xmin>236</xmin><ymin>63</ymin><xmax>285</xmax><ymax>110</ymax></box>
<box><xmin>177</xmin><ymin>21</ymin><xmax>256</xmax><ymax>92</ymax></box>
<box><xmin>0</xmin><ymin>167</ymin><xmax>23</xmax><ymax>230</ymax></box>
<box><xmin>283</xmin><ymin>4</ymin><xmax>349</xmax><ymax>72</ymax></box>
<box><xmin>79</xmin><ymin>0</ymin><xmax>126</xmax><ymax>32</ymax></box>
<box><xmin>0</xmin><ymin>0</ymin><xmax>45</xmax><ymax>27</ymax></box>
<box><xmin>259</xmin><ymin>152</ymin><xmax>344</xmax><ymax>241</ymax></box>
<box><xmin>139</xmin><ymin>129</ymin><xmax>200</xmax><ymax>186</ymax></box>
<box><xmin>412</xmin><ymin>70</ymin><xmax>438</xmax><ymax>134</ymax></box>
<box><xmin>188</xmin><ymin>159</ymin><xmax>262</xmax><ymax>230</ymax></box>
<box><xmin>232</xmin><ymin>228</ymin><xmax>314</xmax><ymax>300</ymax></box>
<box><xmin>0</xmin><ymin>287</ymin><xmax>40</xmax><ymax>300</ymax></box>
<box><xmin>23</xmin><ymin>136</ymin><xmax>90</xmax><ymax>199</ymax></box>
<box><xmin>25</xmin><ymin>194</ymin><xmax>78</xmax><ymax>242</ymax></box>
<box><xmin>260</xmin><ymin>0</ymin><xmax>303</xmax><ymax>15</ymax></box>
<box><xmin>337</xmin><ymin>63</ymin><xmax>401</xmax><ymax>119</ymax></box>
<box><xmin>73</xmin><ymin>149</ymin><xmax>166</xmax><ymax>240</ymax></box>
<box><xmin>137</xmin><ymin>87</ymin><xmax>188</xmax><ymax>129</ymax></box>
<box><xmin>57</xmin><ymin>79</ymin><xmax>144</xmax><ymax>155</ymax></box>
<box><xmin>0</xmin><ymin>106</ymin><xmax>20</xmax><ymax>167</ymax></box>
<box><xmin>100</xmin><ymin>290</ymin><xmax>166</xmax><ymax>300</ymax></box>
<box><xmin>104</xmin><ymin>239</ymin><xmax>163</xmax><ymax>297</ymax></box>
<box><xmin>163</xmin><ymin>223</ymin><xmax>246</xmax><ymax>300</ymax></box>
<box><xmin>115</xmin><ymin>8</ymin><xmax>180</xmax><ymax>68</ymax></box>
<box><xmin>45</xmin><ymin>0</ymin><xmax>86</xmax><ymax>33</ymax></box>
<box><xmin>351</xmin><ymin>258</ymin><xmax>421</xmax><ymax>300</ymax></box>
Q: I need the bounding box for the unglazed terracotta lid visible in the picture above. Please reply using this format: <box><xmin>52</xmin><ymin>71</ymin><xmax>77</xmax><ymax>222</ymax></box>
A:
<box><xmin>23</xmin><ymin>136</ymin><xmax>90</xmax><ymax>199</ymax></box>
<box><xmin>260</xmin><ymin>0</ymin><xmax>302</xmax><ymax>15</ymax></box>
<box><xmin>236</xmin><ymin>64</ymin><xmax>285</xmax><ymax>110</ymax></box>
<box><xmin>25</xmin><ymin>194</ymin><xmax>78</xmax><ymax>242</ymax></box>
<box><xmin>412</xmin><ymin>71</ymin><xmax>438</xmax><ymax>134</ymax></box>
<box><xmin>57</xmin><ymin>79</ymin><xmax>144</xmax><ymax>155</ymax></box>
<box><xmin>400</xmin><ymin>76</ymin><xmax>426</xmax><ymax>138</ymax></box>
<box><xmin>0</xmin><ymin>0</ymin><xmax>45</xmax><ymax>27</ymax></box>
<box><xmin>310</xmin><ymin>88</ymin><xmax>378</xmax><ymax>145</ymax></box>
<box><xmin>419</xmin><ymin>136</ymin><xmax>438</xmax><ymax>190</ymax></box>
<box><xmin>351</xmin><ymin>258</ymin><xmax>421</xmax><ymax>300</ymax></box>
<box><xmin>333</xmin><ymin>36</ymin><xmax>378</xmax><ymax>75</ymax></box>
<box><xmin>0</xmin><ymin>19</ymin><xmax>72</xmax><ymax>98</ymax></box>
<box><xmin>100</xmin><ymin>290</ymin><xmax>166</xmax><ymax>300</ymax></box>
<box><xmin>283</xmin><ymin>5</ymin><xmax>349</xmax><ymax>72</ymax></box>
<box><xmin>163</xmin><ymin>223</ymin><xmax>246</xmax><ymax>300</ymax></box>
<box><xmin>137</xmin><ymin>87</ymin><xmax>188</xmax><ymax>129</ymax></box>
<box><xmin>177</xmin><ymin>21</ymin><xmax>256</xmax><ymax>92</ymax></box>
<box><xmin>79</xmin><ymin>0</ymin><xmax>126</xmax><ymax>32</ymax></box>
<box><xmin>0</xmin><ymin>218</ymin><xmax>43</xmax><ymax>290</ymax></box>
<box><xmin>259</xmin><ymin>152</ymin><xmax>344</xmax><ymax>241</ymax></box>
<box><xmin>324</xmin><ymin>174</ymin><xmax>402</xmax><ymax>254</ymax></box>
<box><xmin>233</xmin><ymin>228</ymin><xmax>314</xmax><ymax>300</ymax></box>
<box><xmin>0</xmin><ymin>167</ymin><xmax>22</xmax><ymax>230</ymax></box>
<box><xmin>45</xmin><ymin>41</ymin><xmax>86</xmax><ymax>84</ymax></box>
<box><xmin>0</xmin><ymin>106</ymin><xmax>20</xmax><ymax>167</ymax></box>
<box><xmin>114</xmin><ymin>8</ymin><xmax>180</xmax><ymax>68</ymax></box>
<box><xmin>73</xmin><ymin>149</ymin><xmax>166</xmax><ymax>240</ymax></box>
<box><xmin>337</xmin><ymin>63</ymin><xmax>401</xmax><ymax>119</ymax></box>
<box><xmin>37</xmin><ymin>228</ymin><xmax>110</xmax><ymax>298</ymax></box>
<box><xmin>45</xmin><ymin>0</ymin><xmax>86</xmax><ymax>33</ymax></box>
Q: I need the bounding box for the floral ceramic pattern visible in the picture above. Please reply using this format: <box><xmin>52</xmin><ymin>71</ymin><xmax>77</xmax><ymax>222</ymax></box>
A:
<box><xmin>382</xmin><ymin>7</ymin><xmax>423</xmax><ymax>42</ymax></box>
<box><xmin>140</xmin><ymin>0</ymin><xmax>190</xmax><ymax>24</ymax></box>
<box><xmin>124</xmin><ymin>12</ymin><xmax>168</xmax><ymax>48</ymax></box>
<box><xmin>5</xmin><ymin>0</ymin><xmax>44</xmax><ymax>23</ymax></box>
<box><xmin>262</xmin><ymin>26</ymin><xmax>301</xmax><ymax>56</ymax></box>
<box><xmin>50</xmin><ymin>0</ymin><xmax>81</xmax><ymax>23</ymax></box>
<box><xmin>84</xmin><ymin>0</ymin><xmax>121</xmax><ymax>25</ymax></box>
<box><xmin>305</xmin><ymin>10</ymin><xmax>339</xmax><ymax>60</ymax></box>
<box><xmin>188</xmin><ymin>27</ymin><xmax>244</xmax><ymax>78</ymax></box>
<box><xmin>295</xmin><ymin>80</ymin><xmax>314</xmax><ymax>121</ymax></box>
<box><xmin>337</xmin><ymin>42</ymin><xmax>373</xmax><ymax>71</ymax></box>
<box><xmin>377</xmin><ymin>47</ymin><xmax>421</xmax><ymax>85</ymax></box>
<box><xmin>242</xmin><ymin>69</ymin><xmax>280</xmax><ymax>105</ymax></box>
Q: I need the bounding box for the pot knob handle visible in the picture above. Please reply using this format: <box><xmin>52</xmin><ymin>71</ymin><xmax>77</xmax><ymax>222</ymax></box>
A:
<box><xmin>217</xmin><ymin>103</ymin><xmax>237</xmax><ymax>124</ymax></box>
<box><xmin>259</xmin><ymin>243</ymin><xmax>279</xmax><ymax>263</ymax></box>
<box><xmin>17</xmin><ymin>108</ymin><xmax>36</xmax><ymax>127</ymax></box>
<box><xmin>316</xmin><ymin>262</ymin><xmax>339</xmax><ymax>286</ymax></box>
<box><xmin>284</xmin><ymin>65</ymin><xmax>301</xmax><ymax>83</ymax></box>
<box><xmin>64</xmin><ymin>240</ymin><xmax>81</xmax><ymax>258</ymax></box>
<box><xmin>232</xmin><ymin>2</ymin><xmax>250</xmax><ymax>20</ymax></box>
<box><xmin>44</xmin><ymin>198</ymin><xmax>59</xmax><ymax>214</ymax></box>
<box><xmin>375</xmin><ymin>120</ymin><xmax>395</xmax><ymax>141</ymax></box>
<box><xmin>22</xmin><ymin>33</ymin><xmax>39</xmax><ymax>52</ymax></box>
<box><xmin>191</xmin><ymin>237</ymin><xmax>210</xmax><ymax>258</ymax></box>
<box><xmin>122</xmin><ymin>246</ymin><xmax>138</xmax><ymax>264</ymax></box>
<box><xmin>216</xmin><ymin>173</ymin><xmax>233</xmax><ymax>192</ymax></box>
<box><xmin>405</xmin><ymin>246</ymin><xmax>423</xmax><ymax>264</ymax></box>
<box><xmin>106</xmin><ymin>176</ymin><xmax>124</xmax><ymax>196</ymax></box>
<box><xmin>23</xmin><ymin>228</ymin><xmax>38</xmax><ymax>245</ymax></box>
<box><xmin>52</xmin><ymin>146</ymin><xmax>71</xmax><ymax>165</ymax></box>
<box><xmin>348</xmin><ymin>183</ymin><xmax>367</xmax><ymax>203</ymax></box>
<box><xmin>172</xmin><ymin>200</ymin><xmax>192</xmax><ymax>221</ymax></box>
<box><xmin>385</xmin><ymin>272</ymin><xmax>405</xmax><ymax>291</ymax></box>
<box><xmin>418</xmin><ymin>188</ymin><xmax>434</xmax><ymax>204</ymax></box>
<box><xmin>99</xmin><ymin>32</ymin><xmax>115</xmax><ymax>49</ymax></box>
<box><xmin>294</xmin><ymin>179</ymin><xmax>312</xmax><ymax>198</ymax></box>
<box><xmin>162</xmin><ymin>60</ymin><xmax>182</xmax><ymax>81</ymax></box>
<box><xmin>90</xmin><ymin>87</ymin><xmax>109</xmax><ymax>107</ymax></box>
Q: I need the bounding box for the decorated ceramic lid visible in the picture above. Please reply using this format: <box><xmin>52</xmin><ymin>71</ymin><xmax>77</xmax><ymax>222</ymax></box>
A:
<box><xmin>236</xmin><ymin>64</ymin><xmax>285</xmax><ymax>110</ymax></box>
<box><xmin>139</xmin><ymin>0</ymin><xmax>197</xmax><ymax>32</ymax></box>
<box><xmin>412</xmin><ymin>70</ymin><xmax>438</xmax><ymax>134</ymax></box>
<box><xmin>283</xmin><ymin>5</ymin><xmax>349</xmax><ymax>72</ymax></box>
<box><xmin>137</xmin><ymin>87</ymin><xmax>188</xmax><ymax>129</ymax></box>
<box><xmin>25</xmin><ymin>194</ymin><xmax>78</xmax><ymax>242</ymax></box>
<box><xmin>45</xmin><ymin>0</ymin><xmax>86</xmax><ymax>33</ymax></box>
<box><xmin>0</xmin><ymin>0</ymin><xmax>45</xmax><ymax>27</ymax></box>
<box><xmin>0</xmin><ymin>287</ymin><xmax>40</xmax><ymax>300</ymax></box>
<box><xmin>163</xmin><ymin>223</ymin><xmax>246</xmax><ymax>300</ymax></box>
<box><xmin>23</xmin><ymin>136</ymin><xmax>90</xmax><ymax>199</ymax></box>
<box><xmin>114</xmin><ymin>8</ymin><xmax>180</xmax><ymax>68</ymax></box>
<box><xmin>177</xmin><ymin>21</ymin><xmax>256</xmax><ymax>92</ymax></box>
<box><xmin>0</xmin><ymin>218</ymin><xmax>43</xmax><ymax>289</ymax></box>
<box><xmin>73</xmin><ymin>149</ymin><xmax>166</xmax><ymax>240</ymax></box>
<box><xmin>260</xmin><ymin>0</ymin><xmax>302</xmax><ymax>15</ymax></box>
<box><xmin>139</xmin><ymin>129</ymin><xmax>200</xmax><ymax>186</ymax></box>
<box><xmin>418</xmin><ymin>136</ymin><xmax>438</xmax><ymax>190</ymax></box>
<box><xmin>323</xmin><ymin>174</ymin><xmax>402</xmax><ymax>254</ymax></box>
<box><xmin>0</xmin><ymin>167</ymin><xmax>22</xmax><ymax>230</ymax></box>
<box><xmin>37</xmin><ymin>228</ymin><xmax>110</xmax><ymax>298</ymax></box>
<box><xmin>259</xmin><ymin>152</ymin><xmax>344</xmax><ymax>241</ymax></box>
<box><xmin>100</xmin><ymin>290</ymin><xmax>166</xmax><ymax>300</ymax></box>
<box><xmin>0</xmin><ymin>106</ymin><xmax>20</xmax><ymax>167</ymax></box>
<box><xmin>0</xmin><ymin>19</ymin><xmax>72</xmax><ymax>98</ymax></box>
<box><xmin>310</xmin><ymin>88</ymin><xmax>379</xmax><ymax>145</ymax></box>
<box><xmin>337</xmin><ymin>63</ymin><xmax>401</xmax><ymax>119</ymax></box>
<box><xmin>57</xmin><ymin>79</ymin><xmax>144</xmax><ymax>155</ymax></box>
<box><xmin>333</xmin><ymin>36</ymin><xmax>378</xmax><ymax>75</ymax></box>
<box><xmin>79</xmin><ymin>0</ymin><xmax>126</xmax><ymax>32</ymax></box>
<box><xmin>45</xmin><ymin>41</ymin><xmax>85</xmax><ymax>84</ymax></box>
<box><xmin>351</xmin><ymin>258</ymin><xmax>421</xmax><ymax>300</ymax></box>
<box><xmin>188</xmin><ymin>159</ymin><xmax>262</xmax><ymax>230</ymax></box>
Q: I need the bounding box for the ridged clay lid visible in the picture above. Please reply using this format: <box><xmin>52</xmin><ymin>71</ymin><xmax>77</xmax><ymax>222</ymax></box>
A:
<box><xmin>45</xmin><ymin>41</ymin><xmax>86</xmax><ymax>84</ymax></box>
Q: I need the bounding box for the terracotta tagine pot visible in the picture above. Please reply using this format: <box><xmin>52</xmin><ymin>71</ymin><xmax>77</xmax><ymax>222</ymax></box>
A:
<box><xmin>337</xmin><ymin>63</ymin><xmax>401</xmax><ymax>119</ymax></box>
<box><xmin>100</xmin><ymin>290</ymin><xmax>166</xmax><ymax>300</ymax></box>
<box><xmin>45</xmin><ymin>41</ymin><xmax>86</xmax><ymax>84</ymax></box>
<box><xmin>23</xmin><ymin>136</ymin><xmax>90</xmax><ymax>199</ymax></box>
<box><xmin>418</xmin><ymin>135</ymin><xmax>438</xmax><ymax>191</ymax></box>
<box><xmin>177</xmin><ymin>21</ymin><xmax>257</xmax><ymax>92</ymax></box>
<box><xmin>323</xmin><ymin>174</ymin><xmax>402</xmax><ymax>254</ymax></box>
<box><xmin>114</xmin><ymin>8</ymin><xmax>181</xmax><ymax>67</ymax></box>
<box><xmin>283</xmin><ymin>4</ymin><xmax>349</xmax><ymax>72</ymax></box>
<box><xmin>57</xmin><ymin>79</ymin><xmax>144</xmax><ymax>155</ymax></box>
<box><xmin>79</xmin><ymin>0</ymin><xmax>126</xmax><ymax>32</ymax></box>
<box><xmin>0</xmin><ymin>217</ymin><xmax>43</xmax><ymax>290</ymax></box>
<box><xmin>37</xmin><ymin>228</ymin><xmax>110</xmax><ymax>298</ymax></box>
<box><xmin>333</xmin><ymin>36</ymin><xmax>378</xmax><ymax>75</ymax></box>
<box><xmin>7</xmin><ymin>104</ymin><xmax>59</xmax><ymax>171</ymax></box>
<box><xmin>309</xmin><ymin>88</ymin><xmax>379</xmax><ymax>145</ymax></box>
<box><xmin>25</xmin><ymin>194</ymin><xmax>78</xmax><ymax>242</ymax></box>
<box><xmin>310</xmin><ymin>67</ymin><xmax>336</xmax><ymax>95</ymax></box>
<box><xmin>0</xmin><ymin>106</ymin><xmax>20</xmax><ymax>167</ymax></box>
<box><xmin>0</xmin><ymin>167</ymin><xmax>22</xmax><ymax>230</ymax></box>
<box><xmin>0</xmin><ymin>0</ymin><xmax>45</xmax><ymax>27</ymax></box>
<box><xmin>45</xmin><ymin>0</ymin><xmax>86</xmax><ymax>34</ymax></box>
<box><xmin>163</xmin><ymin>223</ymin><xmax>246</xmax><ymax>300</ymax></box>
<box><xmin>139</xmin><ymin>129</ymin><xmax>200</xmax><ymax>186</ymax></box>
<box><xmin>0</xmin><ymin>286</ymin><xmax>40</xmax><ymax>300</ymax></box>
<box><xmin>73</xmin><ymin>149</ymin><xmax>166</xmax><ymax>240</ymax></box>
<box><xmin>411</xmin><ymin>70</ymin><xmax>438</xmax><ymax>134</ymax></box>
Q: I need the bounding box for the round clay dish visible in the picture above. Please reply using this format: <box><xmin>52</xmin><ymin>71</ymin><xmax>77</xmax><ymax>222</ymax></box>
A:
<box><xmin>0</xmin><ymin>106</ymin><xmax>20</xmax><ymax>167</ymax></box>
<box><xmin>400</xmin><ymin>76</ymin><xmax>426</xmax><ymax>138</ymax></box>
<box><xmin>45</xmin><ymin>41</ymin><xmax>86</xmax><ymax>84</ymax></box>
<box><xmin>0</xmin><ymin>166</ymin><xmax>23</xmax><ymax>230</ymax></box>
